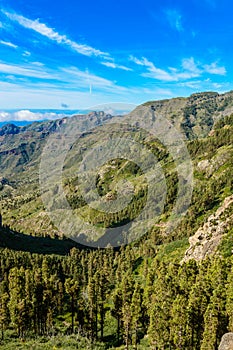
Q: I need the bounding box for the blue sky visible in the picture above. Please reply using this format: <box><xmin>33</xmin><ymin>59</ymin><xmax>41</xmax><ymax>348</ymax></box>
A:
<box><xmin>0</xmin><ymin>0</ymin><xmax>232</xmax><ymax>119</ymax></box>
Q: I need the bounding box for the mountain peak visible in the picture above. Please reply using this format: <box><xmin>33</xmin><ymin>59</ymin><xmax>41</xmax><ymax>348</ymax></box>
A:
<box><xmin>0</xmin><ymin>123</ymin><xmax>20</xmax><ymax>136</ymax></box>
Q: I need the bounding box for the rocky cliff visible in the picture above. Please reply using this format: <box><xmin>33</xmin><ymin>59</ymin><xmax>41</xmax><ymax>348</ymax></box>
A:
<box><xmin>182</xmin><ymin>195</ymin><xmax>233</xmax><ymax>262</ymax></box>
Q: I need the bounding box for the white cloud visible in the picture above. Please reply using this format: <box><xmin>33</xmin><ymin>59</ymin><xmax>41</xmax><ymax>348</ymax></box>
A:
<box><xmin>182</xmin><ymin>57</ymin><xmax>201</xmax><ymax>74</ymax></box>
<box><xmin>101</xmin><ymin>61</ymin><xmax>132</xmax><ymax>71</ymax></box>
<box><xmin>129</xmin><ymin>56</ymin><xmax>148</xmax><ymax>66</ymax></box>
<box><xmin>178</xmin><ymin>80</ymin><xmax>202</xmax><ymax>89</ymax></box>
<box><xmin>31</xmin><ymin>61</ymin><xmax>44</xmax><ymax>67</ymax></box>
<box><xmin>129</xmin><ymin>56</ymin><xmax>175</xmax><ymax>81</ymax></box>
<box><xmin>130</xmin><ymin>55</ymin><xmax>227</xmax><ymax>81</ymax></box>
<box><xmin>0</xmin><ymin>109</ymin><xmax>68</xmax><ymax>121</ymax></box>
<box><xmin>212</xmin><ymin>82</ymin><xmax>223</xmax><ymax>89</ymax></box>
<box><xmin>140</xmin><ymin>87</ymin><xmax>172</xmax><ymax>96</ymax></box>
<box><xmin>0</xmin><ymin>111</ymin><xmax>10</xmax><ymax>121</ymax></box>
<box><xmin>0</xmin><ymin>40</ymin><xmax>18</xmax><ymax>48</ymax></box>
<box><xmin>203</xmin><ymin>62</ymin><xmax>226</xmax><ymax>75</ymax></box>
<box><xmin>3</xmin><ymin>10</ymin><xmax>110</xmax><ymax>59</ymax></box>
<box><xmin>178</xmin><ymin>79</ymin><xmax>229</xmax><ymax>92</ymax></box>
<box><xmin>14</xmin><ymin>110</ymin><xmax>40</xmax><ymax>120</ymax></box>
<box><xmin>165</xmin><ymin>9</ymin><xmax>183</xmax><ymax>32</ymax></box>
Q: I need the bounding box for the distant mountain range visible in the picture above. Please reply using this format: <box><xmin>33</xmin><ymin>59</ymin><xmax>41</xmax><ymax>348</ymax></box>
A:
<box><xmin>0</xmin><ymin>106</ymin><xmax>134</xmax><ymax>126</ymax></box>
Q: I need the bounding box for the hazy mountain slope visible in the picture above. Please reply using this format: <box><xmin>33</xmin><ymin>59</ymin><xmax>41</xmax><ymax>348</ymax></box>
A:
<box><xmin>0</xmin><ymin>111</ymin><xmax>116</xmax><ymax>178</ymax></box>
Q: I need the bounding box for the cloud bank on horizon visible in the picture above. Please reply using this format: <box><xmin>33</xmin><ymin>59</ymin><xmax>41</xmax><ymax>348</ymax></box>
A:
<box><xmin>0</xmin><ymin>0</ymin><xmax>232</xmax><ymax>120</ymax></box>
<box><xmin>0</xmin><ymin>109</ymin><xmax>70</xmax><ymax>122</ymax></box>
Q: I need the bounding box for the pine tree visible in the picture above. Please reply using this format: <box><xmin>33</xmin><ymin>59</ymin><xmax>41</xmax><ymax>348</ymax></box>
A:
<box><xmin>187</xmin><ymin>273</ymin><xmax>210</xmax><ymax>349</ymax></box>
<box><xmin>226</xmin><ymin>257</ymin><xmax>233</xmax><ymax>331</ymax></box>
<box><xmin>8</xmin><ymin>267</ymin><xmax>29</xmax><ymax>338</ymax></box>
<box><xmin>201</xmin><ymin>301</ymin><xmax>219</xmax><ymax>350</ymax></box>
<box><xmin>65</xmin><ymin>278</ymin><xmax>79</xmax><ymax>334</ymax></box>
<box><xmin>170</xmin><ymin>294</ymin><xmax>189</xmax><ymax>349</ymax></box>
<box><xmin>111</xmin><ymin>287</ymin><xmax>123</xmax><ymax>346</ymax></box>
<box><xmin>121</xmin><ymin>272</ymin><xmax>134</xmax><ymax>349</ymax></box>
<box><xmin>33</xmin><ymin>269</ymin><xmax>44</xmax><ymax>335</ymax></box>
<box><xmin>87</xmin><ymin>275</ymin><xmax>97</xmax><ymax>341</ymax></box>
<box><xmin>131</xmin><ymin>283</ymin><xmax>142</xmax><ymax>349</ymax></box>
<box><xmin>0</xmin><ymin>281</ymin><xmax>9</xmax><ymax>340</ymax></box>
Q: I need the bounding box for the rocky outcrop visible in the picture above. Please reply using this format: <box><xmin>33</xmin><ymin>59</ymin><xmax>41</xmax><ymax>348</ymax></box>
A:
<box><xmin>182</xmin><ymin>195</ymin><xmax>233</xmax><ymax>263</ymax></box>
<box><xmin>219</xmin><ymin>333</ymin><xmax>233</xmax><ymax>350</ymax></box>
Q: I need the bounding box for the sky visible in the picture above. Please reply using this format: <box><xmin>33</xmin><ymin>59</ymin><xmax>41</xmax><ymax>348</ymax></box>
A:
<box><xmin>0</xmin><ymin>0</ymin><xmax>233</xmax><ymax>120</ymax></box>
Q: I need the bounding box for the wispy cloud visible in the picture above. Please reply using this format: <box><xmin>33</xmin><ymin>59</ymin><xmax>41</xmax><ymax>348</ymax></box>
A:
<box><xmin>101</xmin><ymin>61</ymin><xmax>132</xmax><ymax>71</ymax></box>
<box><xmin>203</xmin><ymin>62</ymin><xmax>226</xmax><ymax>75</ymax></box>
<box><xmin>0</xmin><ymin>61</ymin><xmax>55</xmax><ymax>79</ymax></box>
<box><xmin>0</xmin><ymin>60</ymin><xmax>127</xmax><ymax>95</ymax></box>
<box><xmin>60</xmin><ymin>66</ymin><xmax>127</xmax><ymax>93</ymax></box>
<box><xmin>165</xmin><ymin>9</ymin><xmax>183</xmax><ymax>32</ymax></box>
<box><xmin>179</xmin><ymin>79</ymin><xmax>228</xmax><ymax>92</ymax></box>
<box><xmin>178</xmin><ymin>80</ymin><xmax>202</xmax><ymax>89</ymax></box>
<box><xmin>130</xmin><ymin>56</ymin><xmax>226</xmax><ymax>81</ymax></box>
<box><xmin>2</xmin><ymin>10</ymin><xmax>110</xmax><ymax>59</ymax></box>
<box><xmin>31</xmin><ymin>61</ymin><xmax>44</xmax><ymax>67</ymax></box>
<box><xmin>181</xmin><ymin>57</ymin><xmax>201</xmax><ymax>74</ymax></box>
<box><xmin>129</xmin><ymin>56</ymin><xmax>175</xmax><ymax>81</ymax></box>
<box><xmin>0</xmin><ymin>40</ymin><xmax>18</xmax><ymax>48</ymax></box>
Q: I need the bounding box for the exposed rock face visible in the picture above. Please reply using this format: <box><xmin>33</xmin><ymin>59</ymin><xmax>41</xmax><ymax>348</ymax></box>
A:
<box><xmin>182</xmin><ymin>195</ymin><xmax>233</xmax><ymax>263</ymax></box>
<box><xmin>219</xmin><ymin>333</ymin><xmax>233</xmax><ymax>350</ymax></box>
